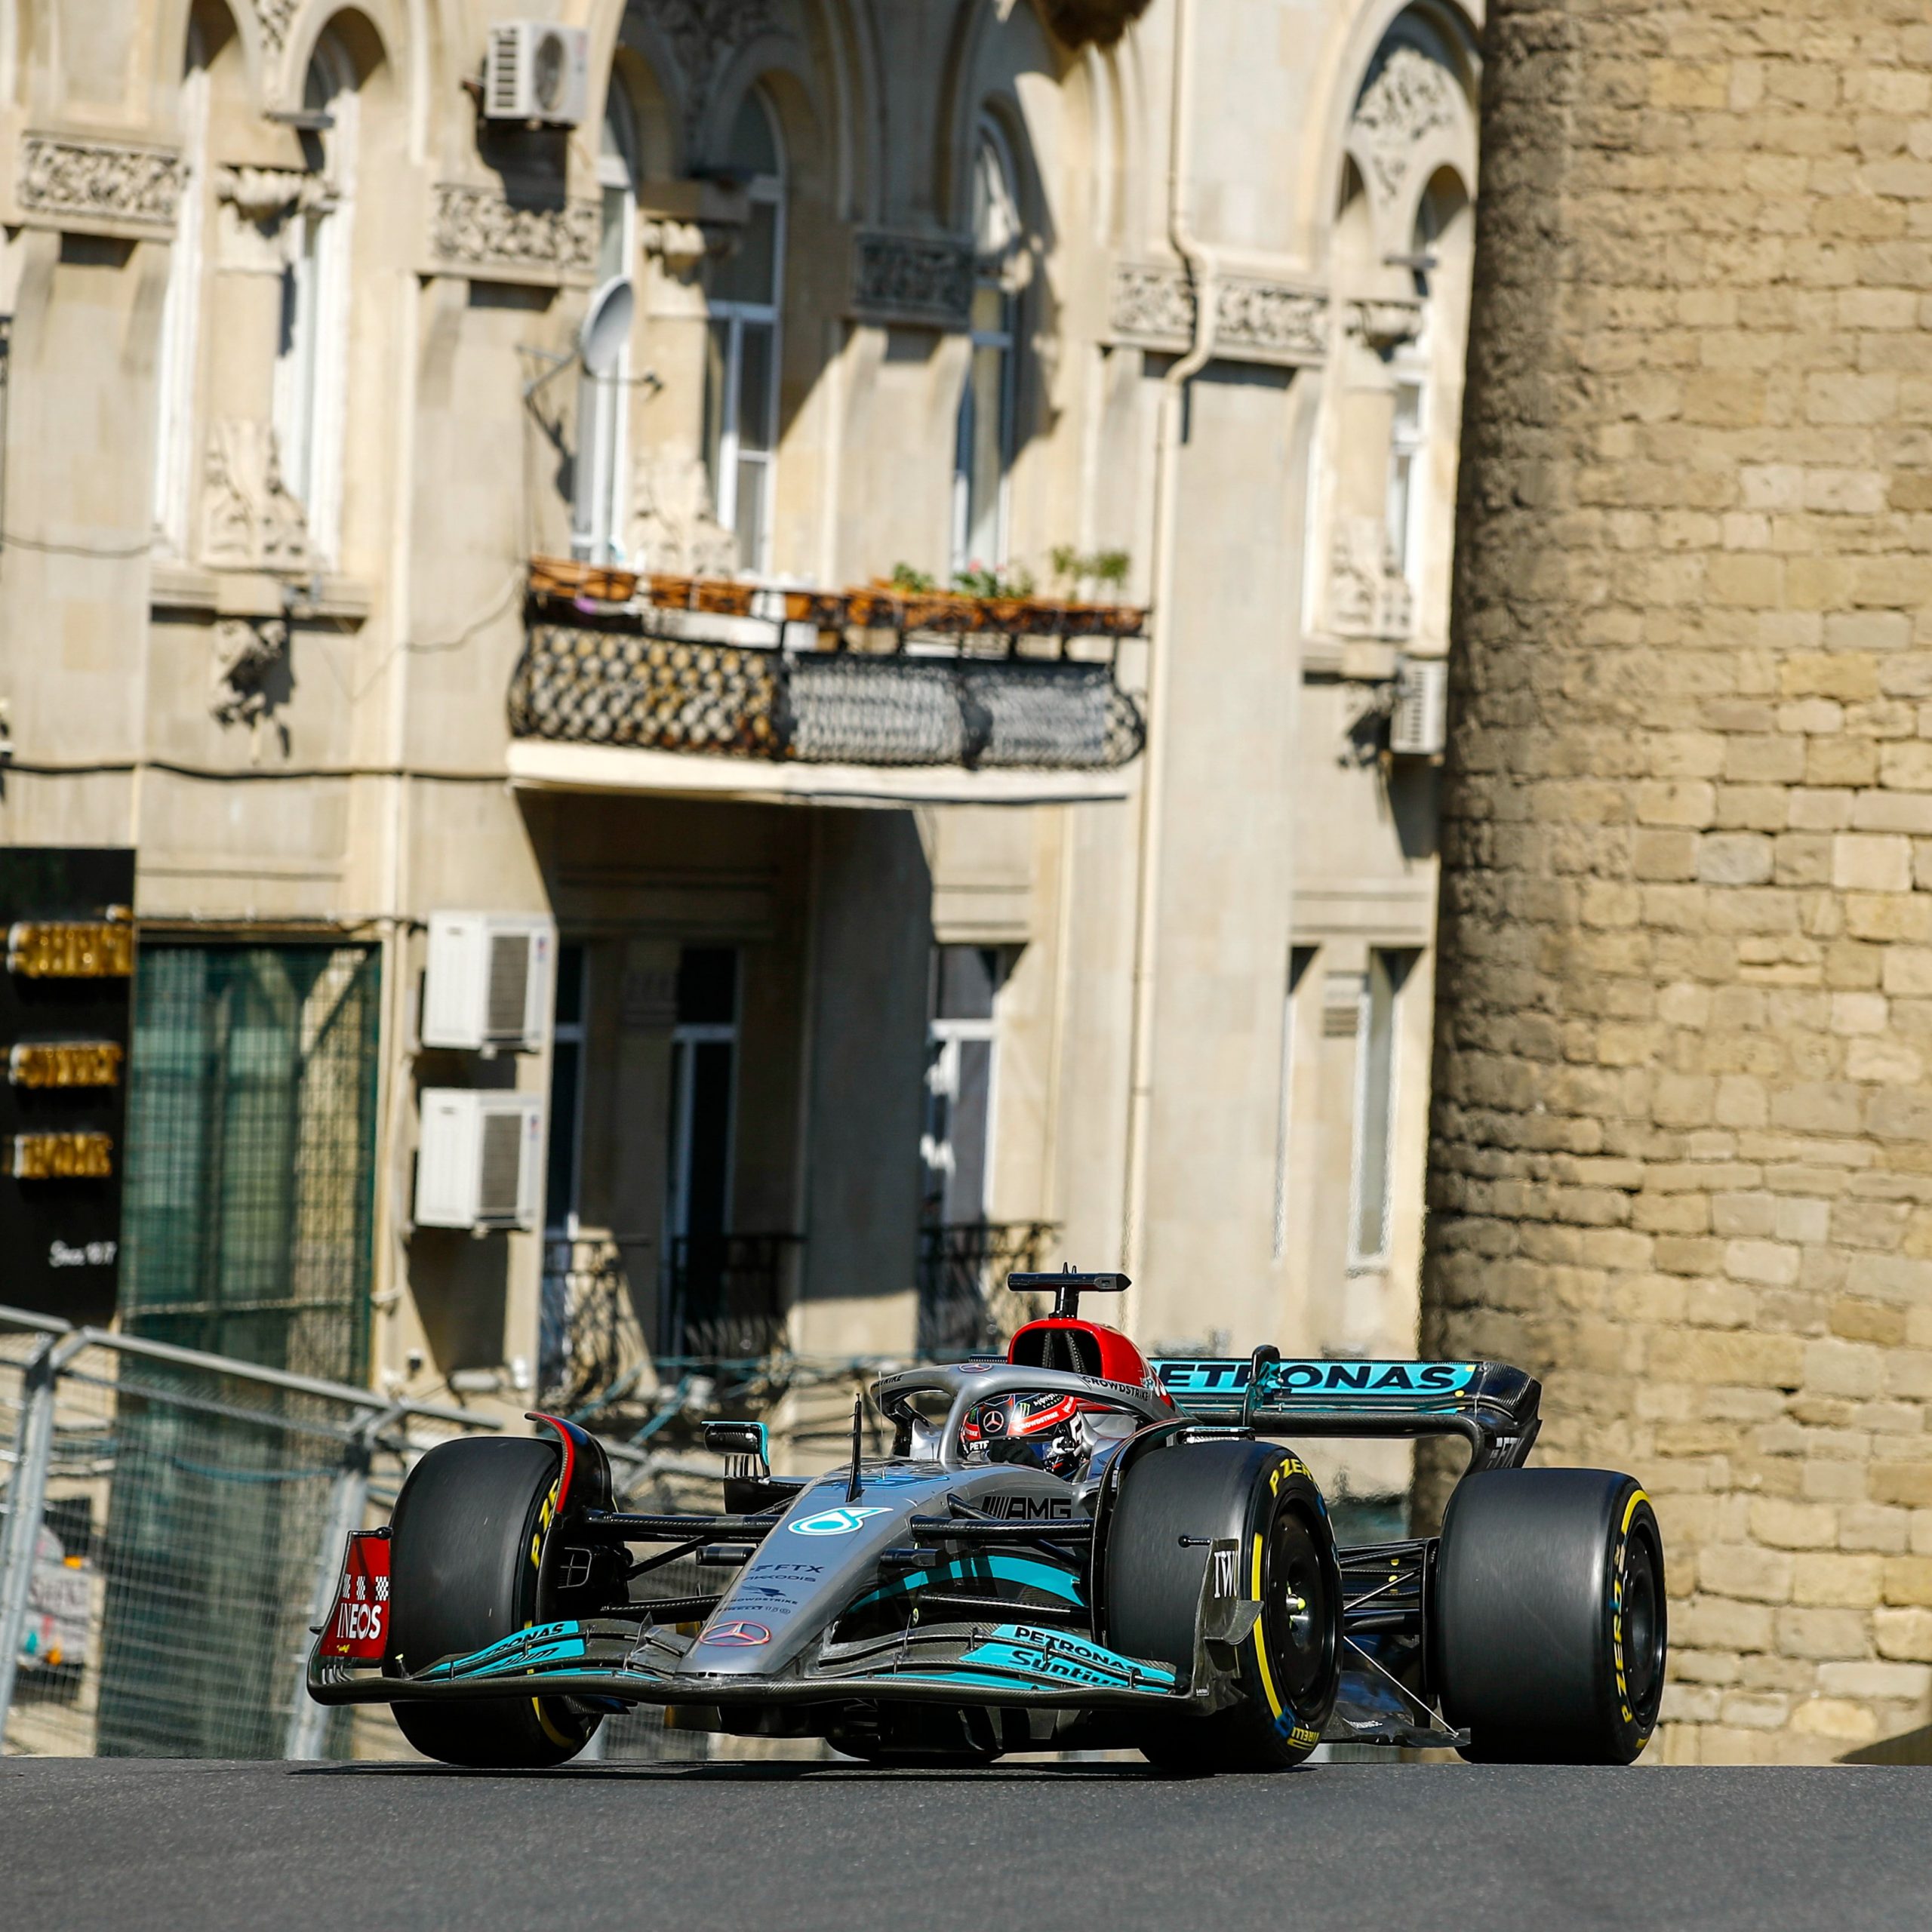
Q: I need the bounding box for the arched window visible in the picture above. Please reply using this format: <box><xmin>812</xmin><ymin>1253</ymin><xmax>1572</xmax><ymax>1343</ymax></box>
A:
<box><xmin>152</xmin><ymin>15</ymin><xmax>212</xmax><ymax>551</ymax></box>
<box><xmin>272</xmin><ymin>31</ymin><xmax>356</xmax><ymax>561</ymax></box>
<box><xmin>952</xmin><ymin>122</ymin><xmax>1020</xmax><ymax>574</ymax></box>
<box><xmin>703</xmin><ymin>88</ymin><xmax>784</xmax><ymax>573</ymax></box>
<box><xmin>574</xmin><ymin>87</ymin><xmax>638</xmax><ymax>561</ymax></box>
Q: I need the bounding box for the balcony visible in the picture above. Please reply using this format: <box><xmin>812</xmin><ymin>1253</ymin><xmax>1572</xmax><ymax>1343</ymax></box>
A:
<box><xmin>916</xmin><ymin>1218</ymin><xmax>1058</xmax><ymax>1356</ymax></box>
<box><xmin>506</xmin><ymin>565</ymin><xmax>1147</xmax><ymax>807</ymax></box>
<box><xmin>663</xmin><ymin>1231</ymin><xmax>802</xmax><ymax>1363</ymax></box>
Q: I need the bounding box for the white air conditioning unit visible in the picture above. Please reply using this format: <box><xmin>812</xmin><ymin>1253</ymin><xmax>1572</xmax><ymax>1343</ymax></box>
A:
<box><xmin>414</xmin><ymin>1089</ymin><xmax>546</xmax><ymax>1231</ymax></box>
<box><xmin>422</xmin><ymin>912</ymin><xmax>555</xmax><ymax>1053</ymax></box>
<box><xmin>1390</xmin><ymin>654</ymin><xmax>1448</xmax><ymax>758</ymax></box>
<box><xmin>483</xmin><ymin>21</ymin><xmax>589</xmax><ymax>125</ymax></box>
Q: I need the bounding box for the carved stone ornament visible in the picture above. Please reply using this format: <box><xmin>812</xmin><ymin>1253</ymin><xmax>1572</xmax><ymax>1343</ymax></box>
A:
<box><xmin>201</xmin><ymin>420</ymin><xmax>312</xmax><ymax>574</ymax></box>
<box><xmin>431</xmin><ymin>183</ymin><xmax>600</xmax><ymax>281</ymax></box>
<box><xmin>1350</xmin><ymin>48</ymin><xmax>1460</xmax><ymax>206</ymax></box>
<box><xmin>632</xmin><ymin>448</ymin><xmax>737</xmax><ymax>577</ymax></box>
<box><xmin>18</xmin><ymin>134</ymin><xmax>183</xmax><ymax>233</ymax></box>
<box><xmin>1109</xmin><ymin>263</ymin><xmax>1328</xmax><ymax>368</ymax></box>
<box><xmin>214</xmin><ymin>165</ymin><xmax>337</xmax><ymax>224</ymax></box>
<box><xmin>638</xmin><ymin>0</ymin><xmax>779</xmax><ymax>141</ymax></box>
<box><xmin>1329</xmin><ymin>515</ymin><xmax>1414</xmax><ymax>641</ymax></box>
<box><xmin>639</xmin><ymin>216</ymin><xmax>715</xmax><ymax>273</ymax></box>
<box><xmin>210</xmin><ymin>616</ymin><xmax>290</xmax><ymax>727</ymax></box>
<box><xmin>251</xmin><ymin>0</ymin><xmax>299</xmax><ymax>54</ymax></box>
<box><xmin>1109</xmin><ymin>263</ymin><xmax>1195</xmax><ymax>343</ymax></box>
<box><xmin>1347</xmin><ymin>297</ymin><xmax>1424</xmax><ymax>350</ymax></box>
<box><xmin>851</xmin><ymin>231</ymin><xmax>974</xmax><ymax>329</ymax></box>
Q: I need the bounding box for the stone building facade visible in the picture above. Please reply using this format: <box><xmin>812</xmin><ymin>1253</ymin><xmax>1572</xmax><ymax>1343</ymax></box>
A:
<box><xmin>0</xmin><ymin>0</ymin><xmax>1478</xmax><ymax>1518</ymax></box>
<box><xmin>1426</xmin><ymin>0</ymin><xmax>1932</xmax><ymax>1758</ymax></box>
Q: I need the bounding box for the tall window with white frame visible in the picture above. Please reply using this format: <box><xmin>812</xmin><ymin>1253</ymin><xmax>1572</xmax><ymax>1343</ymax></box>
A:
<box><xmin>952</xmin><ymin>122</ymin><xmax>1021</xmax><ymax>574</ymax></box>
<box><xmin>1272</xmin><ymin>947</ymin><xmax>1316</xmax><ymax>1263</ymax></box>
<box><xmin>574</xmin><ymin>88</ymin><xmax>638</xmax><ymax>561</ymax></box>
<box><xmin>703</xmin><ymin>89</ymin><xmax>783</xmax><ymax>573</ymax></box>
<box><xmin>543</xmin><ymin>943</ymin><xmax>589</xmax><ymax>1241</ymax></box>
<box><xmin>274</xmin><ymin>33</ymin><xmax>356</xmax><ymax>563</ymax></box>
<box><xmin>918</xmin><ymin>946</ymin><xmax>1019</xmax><ymax>1352</ymax></box>
<box><xmin>1348</xmin><ymin>948</ymin><xmax>1417</xmax><ymax>1272</ymax></box>
<box><xmin>666</xmin><ymin>947</ymin><xmax>738</xmax><ymax>1353</ymax></box>
<box><xmin>538</xmin><ymin>943</ymin><xmax>589</xmax><ymax>1396</ymax></box>
<box><xmin>1385</xmin><ymin>364</ymin><xmax>1426</xmax><ymax>592</ymax></box>
<box><xmin>1386</xmin><ymin>191</ymin><xmax>1447</xmax><ymax>599</ymax></box>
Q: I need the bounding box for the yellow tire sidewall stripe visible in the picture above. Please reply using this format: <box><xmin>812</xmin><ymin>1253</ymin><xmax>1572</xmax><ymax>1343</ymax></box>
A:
<box><xmin>1251</xmin><ymin>1528</ymin><xmax>1284</xmax><ymax>1720</ymax></box>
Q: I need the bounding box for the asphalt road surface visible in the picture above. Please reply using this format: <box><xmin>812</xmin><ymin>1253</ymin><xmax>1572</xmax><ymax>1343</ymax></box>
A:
<box><xmin>5</xmin><ymin>1755</ymin><xmax>1927</xmax><ymax>1931</ymax></box>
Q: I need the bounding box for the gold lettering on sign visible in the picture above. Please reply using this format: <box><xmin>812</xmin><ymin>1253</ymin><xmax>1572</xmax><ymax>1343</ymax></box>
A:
<box><xmin>8</xmin><ymin>1042</ymin><xmax>125</xmax><ymax>1088</ymax></box>
<box><xmin>6</xmin><ymin>913</ymin><xmax>135</xmax><ymax>978</ymax></box>
<box><xmin>11</xmin><ymin>1132</ymin><xmax>115</xmax><ymax>1180</ymax></box>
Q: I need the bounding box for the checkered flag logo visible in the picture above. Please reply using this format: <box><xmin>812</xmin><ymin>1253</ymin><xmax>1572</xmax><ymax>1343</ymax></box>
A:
<box><xmin>374</xmin><ymin>1577</ymin><xmax>389</xmax><ymax>1602</ymax></box>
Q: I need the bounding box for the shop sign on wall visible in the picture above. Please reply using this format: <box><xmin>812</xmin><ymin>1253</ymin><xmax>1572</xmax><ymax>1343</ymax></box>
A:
<box><xmin>0</xmin><ymin>849</ymin><xmax>135</xmax><ymax>1321</ymax></box>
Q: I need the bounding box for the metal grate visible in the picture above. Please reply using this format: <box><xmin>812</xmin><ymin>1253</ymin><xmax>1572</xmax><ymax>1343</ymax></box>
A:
<box><xmin>477</xmin><ymin>1110</ymin><xmax>525</xmax><ymax>1223</ymax></box>
<box><xmin>485</xmin><ymin>932</ymin><xmax>529</xmax><ymax>1040</ymax></box>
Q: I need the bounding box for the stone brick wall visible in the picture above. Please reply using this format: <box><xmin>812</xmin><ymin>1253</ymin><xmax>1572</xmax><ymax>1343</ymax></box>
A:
<box><xmin>1423</xmin><ymin>0</ymin><xmax>1932</xmax><ymax>1761</ymax></box>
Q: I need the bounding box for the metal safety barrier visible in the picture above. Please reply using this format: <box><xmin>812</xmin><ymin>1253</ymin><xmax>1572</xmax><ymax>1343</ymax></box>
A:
<box><xmin>0</xmin><ymin>1308</ymin><xmax>727</xmax><ymax>1763</ymax></box>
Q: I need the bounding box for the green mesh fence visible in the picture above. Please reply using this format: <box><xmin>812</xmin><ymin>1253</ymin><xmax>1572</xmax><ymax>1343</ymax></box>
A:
<box><xmin>119</xmin><ymin>944</ymin><xmax>380</xmax><ymax>1381</ymax></box>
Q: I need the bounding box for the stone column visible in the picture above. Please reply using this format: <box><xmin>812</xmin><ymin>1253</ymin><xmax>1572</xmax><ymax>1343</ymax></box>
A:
<box><xmin>1423</xmin><ymin>0</ymin><xmax>1932</xmax><ymax>1761</ymax></box>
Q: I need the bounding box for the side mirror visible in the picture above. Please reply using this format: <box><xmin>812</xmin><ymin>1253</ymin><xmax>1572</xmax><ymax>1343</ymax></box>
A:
<box><xmin>703</xmin><ymin>1419</ymin><xmax>770</xmax><ymax>1481</ymax></box>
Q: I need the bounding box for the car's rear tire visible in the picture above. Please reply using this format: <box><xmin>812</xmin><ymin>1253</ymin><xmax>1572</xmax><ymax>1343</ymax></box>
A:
<box><xmin>1435</xmin><ymin>1467</ymin><xmax>1666</xmax><ymax>1765</ymax></box>
<box><xmin>1106</xmin><ymin>1439</ymin><xmax>1340</xmax><ymax>1772</ymax></box>
<box><xmin>386</xmin><ymin>1435</ymin><xmax>599</xmax><ymax>1769</ymax></box>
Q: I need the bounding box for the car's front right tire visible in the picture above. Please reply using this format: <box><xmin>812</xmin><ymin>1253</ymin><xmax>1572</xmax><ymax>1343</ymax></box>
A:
<box><xmin>1105</xmin><ymin>1438</ymin><xmax>1341</xmax><ymax>1772</ymax></box>
<box><xmin>386</xmin><ymin>1435</ymin><xmax>598</xmax><ymax>1768</ymax></box>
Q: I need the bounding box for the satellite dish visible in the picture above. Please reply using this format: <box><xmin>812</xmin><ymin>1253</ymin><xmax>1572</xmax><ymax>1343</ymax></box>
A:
<box><xmin>579</xmin><ymin>276</ymin><xmax>635</xmax><ymax>380</ymax></box>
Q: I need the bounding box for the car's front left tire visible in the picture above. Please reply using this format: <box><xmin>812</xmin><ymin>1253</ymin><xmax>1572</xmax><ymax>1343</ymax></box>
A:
<box><xmin>386</xmin><ymin>1435</ymin><xmax>599</xmax><ymax>1769</ymax></box>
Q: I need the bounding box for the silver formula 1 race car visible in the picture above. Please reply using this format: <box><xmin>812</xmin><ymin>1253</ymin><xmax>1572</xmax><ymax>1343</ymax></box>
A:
<box><xmin>308</xmin><ymin>1272</ymin><xmax>1666</xmax><ymax>1770</ymax></box>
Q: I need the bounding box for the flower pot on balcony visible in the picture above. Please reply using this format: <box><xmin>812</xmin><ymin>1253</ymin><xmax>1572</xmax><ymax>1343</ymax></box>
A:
<box><xmin>530</xmin><ymin>555</ymin><xmax>640</xmax><ymax>604</ymax></box>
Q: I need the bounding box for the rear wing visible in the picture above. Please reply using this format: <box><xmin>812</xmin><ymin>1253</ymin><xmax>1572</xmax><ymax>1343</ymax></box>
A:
<box><xmin>1150</xmin><ymin>1355</ymin><xmax>1541</xmax><ymax>1473</ymax></box>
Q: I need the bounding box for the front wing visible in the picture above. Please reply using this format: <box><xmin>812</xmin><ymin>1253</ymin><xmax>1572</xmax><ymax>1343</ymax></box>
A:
<box><xmin>309</xmin><ymin>1613</ymin><xmax>1184</xmax><ymax>1712</ymax></box>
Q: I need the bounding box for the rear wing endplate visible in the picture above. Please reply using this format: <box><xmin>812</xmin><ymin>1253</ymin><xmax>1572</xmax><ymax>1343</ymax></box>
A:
<box><xmin>1150</xmin><ymin>1355</ymin><xmax>1541</xmax><ymax>1473</ymax></box>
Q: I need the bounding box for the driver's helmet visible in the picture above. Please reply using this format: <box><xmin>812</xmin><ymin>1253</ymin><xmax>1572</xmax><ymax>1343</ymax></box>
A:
<box><xmin>959</xmin><ymin>1391</ymin><xmax>1090</xmax><ymax>1479</ymax></box>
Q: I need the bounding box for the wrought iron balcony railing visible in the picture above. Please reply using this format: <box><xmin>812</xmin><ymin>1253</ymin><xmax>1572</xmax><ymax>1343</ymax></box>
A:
<box><xmin>663</xmin><ymin>1232</ymin><xmax>802</xmax><ymax>1363</ymax></box>
<box><xmin>538</xmin><ymin>1232</ymin><xmax>633</xmax><ymax>1411</ymax></box>
<box><xmin>915</xmin><ymin>1219</ymin><xmax>1059</xmax><ymax>1357</ymax></box>
<box><xmin>509</xmin><ymin>571</ymin><xmax>1146</xmax><ymax>774</ymax></box>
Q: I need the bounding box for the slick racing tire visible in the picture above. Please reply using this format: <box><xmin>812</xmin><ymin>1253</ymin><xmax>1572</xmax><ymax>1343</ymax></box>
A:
<box><xmin>386</xmin><ymin>1435</ymin><xmax>599</xmax><ymax>1769</ymax></box>
<box><xmin>1106</xmin><ymin>1439</ymin><xmax>1341</xmax><ymax>1772</ymax></box>
<box><xmin>1435</xmin><ymin>1468</ymin><xmax>1666</xmax><ymax>1766</ymax></box>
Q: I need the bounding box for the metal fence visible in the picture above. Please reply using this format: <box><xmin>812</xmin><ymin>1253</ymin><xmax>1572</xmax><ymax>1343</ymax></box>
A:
<box><xmin>0</xmin><ymin>1306</ymin><xmax>706</xmax><ymax>1762</ymax></box>
<box><xmin>510</xmin><ymin>623</ymin><xmax>1146</xmax><ymax>771</ymax></box>
<box><xmin>916</xmin><ymin>1219</ymin><xmax>1057</xmax><ymax>1355</ymax></box>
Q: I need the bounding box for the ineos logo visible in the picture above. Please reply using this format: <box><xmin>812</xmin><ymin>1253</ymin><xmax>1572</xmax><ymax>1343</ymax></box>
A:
<box><xmin>335</xmin><ymin>1602</ymin><xmax>386</xmax><ymax>1643</ymax></box>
